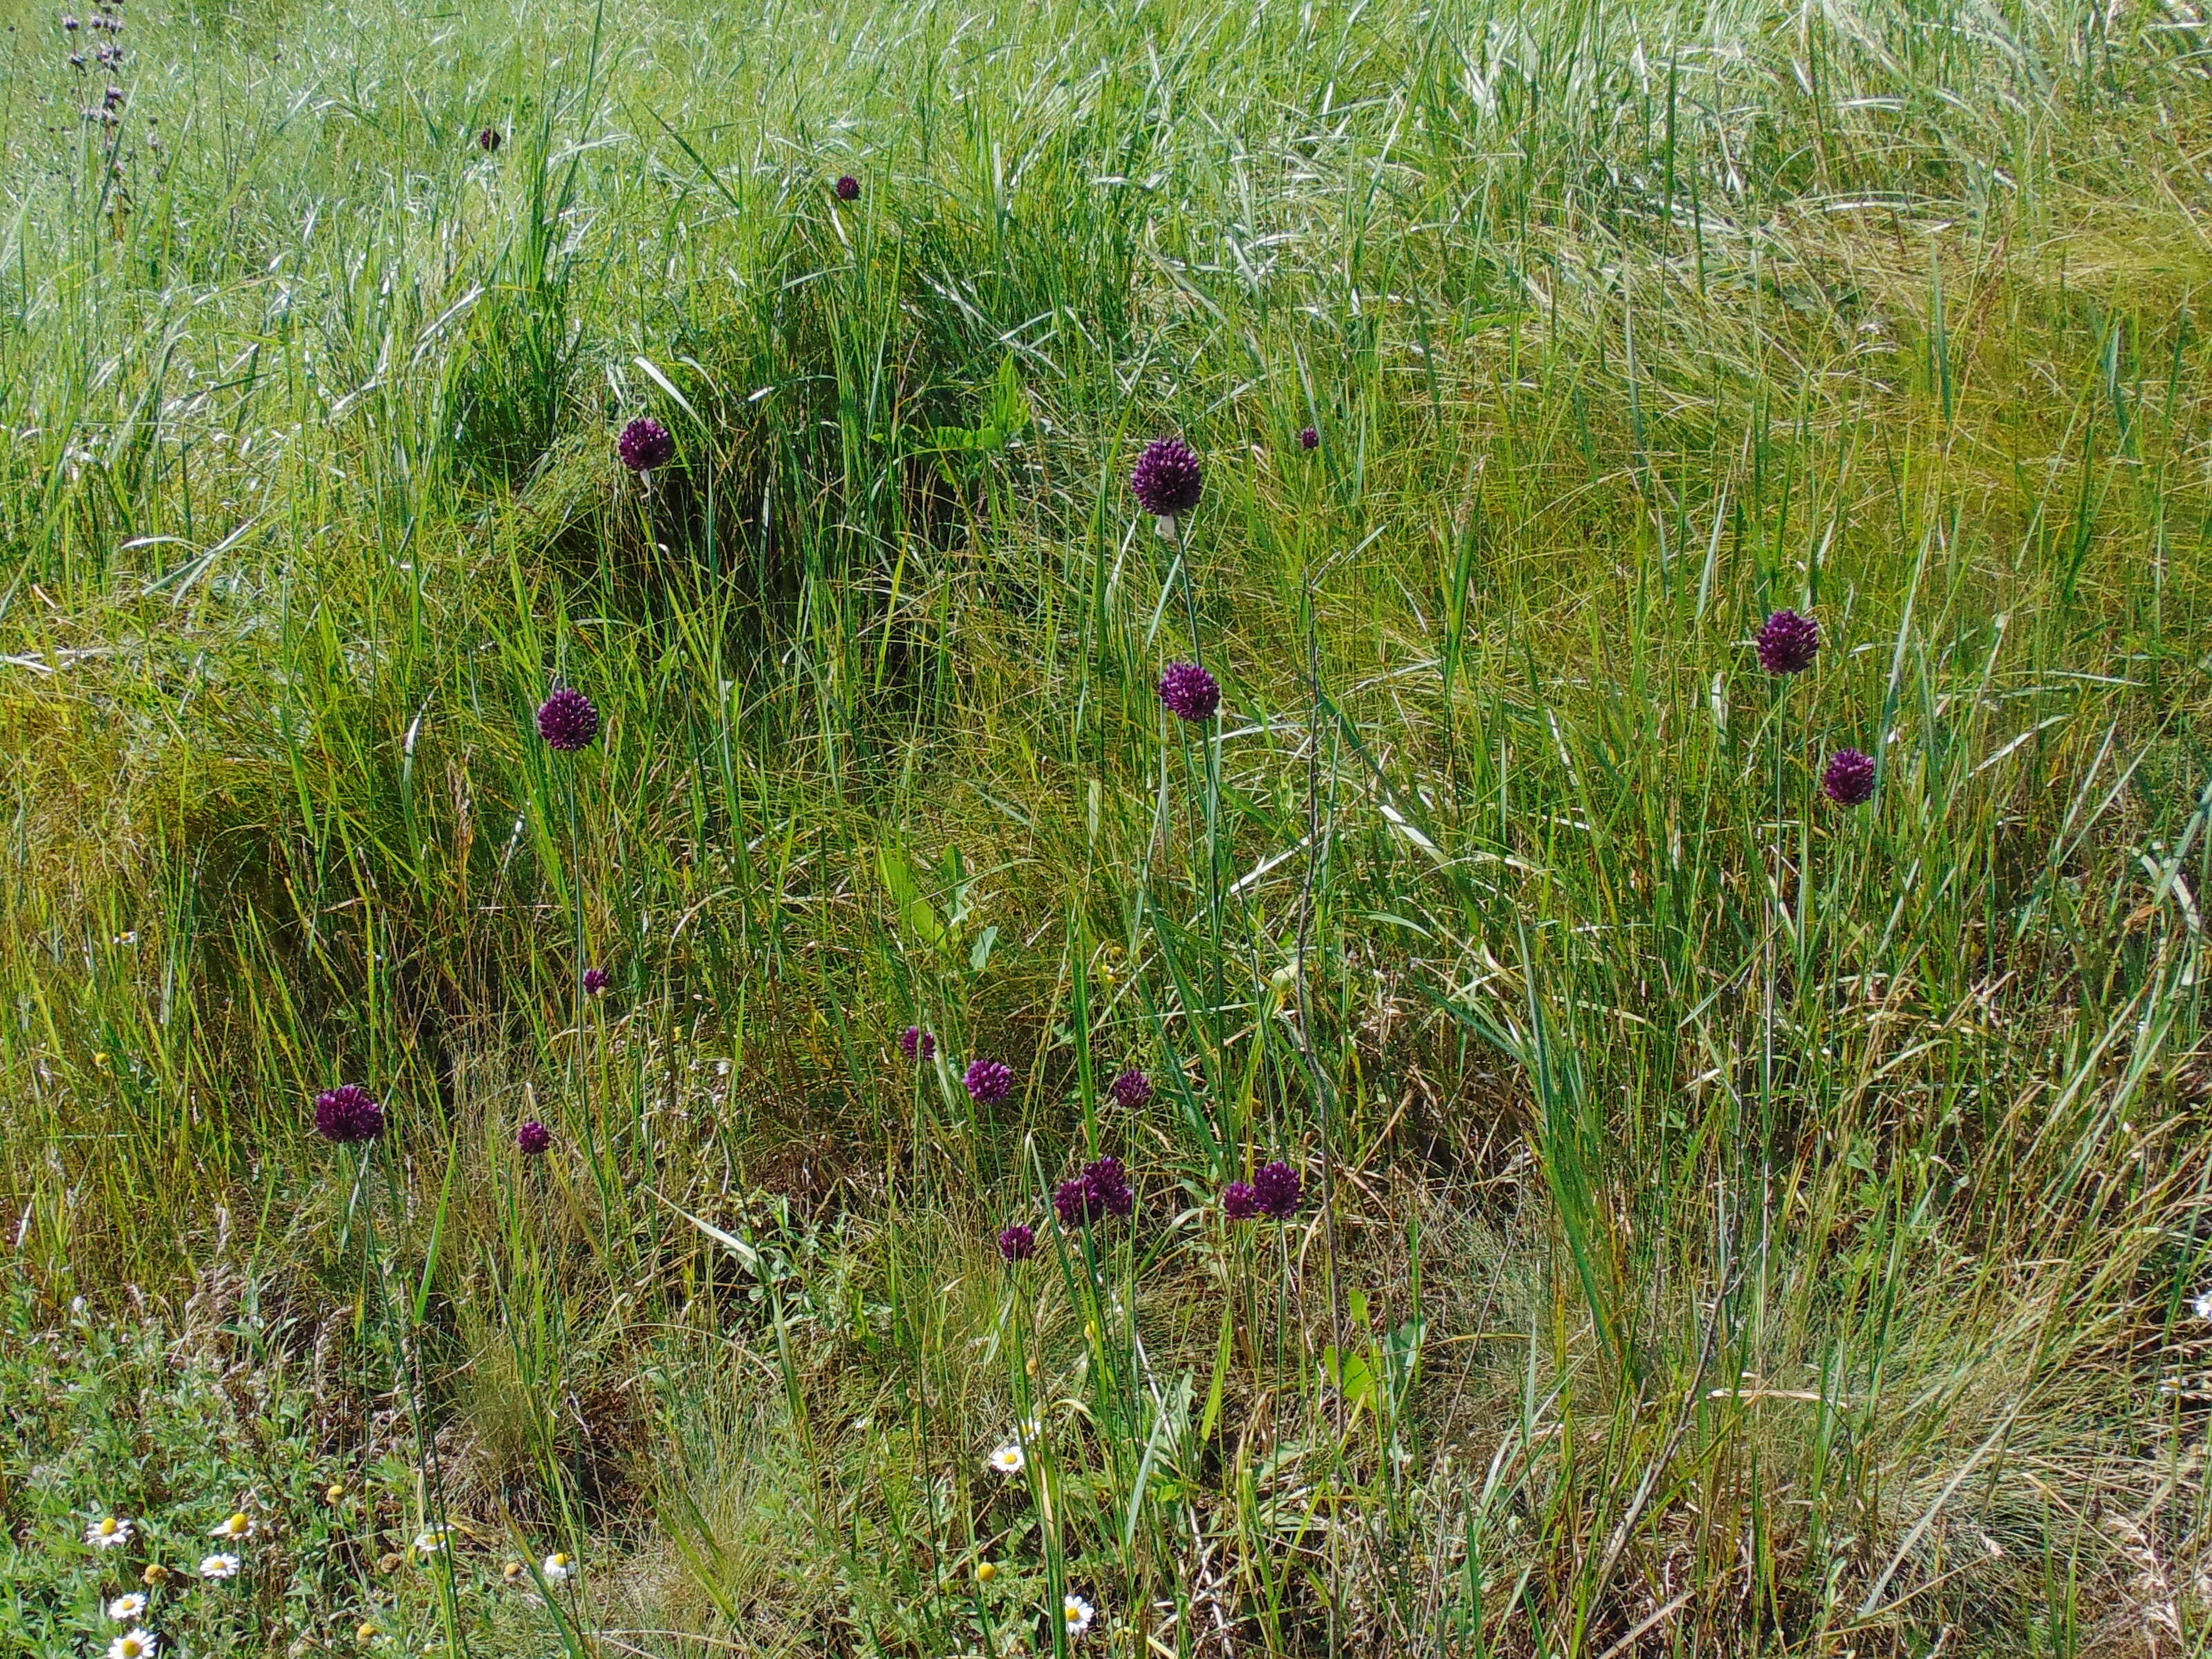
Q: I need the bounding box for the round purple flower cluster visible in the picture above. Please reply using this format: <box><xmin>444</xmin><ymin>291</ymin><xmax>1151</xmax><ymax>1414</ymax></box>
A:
<box><xmin>1130</xmin><ymin>438</ymin><xmax>1204</xmax><ymax>519</ymax></box>
<box><xmin>900</xmin><ymin>1025</ymin><xmax>937</xmax><ymax>1062</ymax></box>
<box><xmin>1157</xmin><ymin>662</ymin><xmax>1220</xmax><ymax>723</ymax></box>
<box><xmin>997</xmin><ymin>1223</ymin><xmax>1035</xmax><ymax>1262</ymax></box>
<box><xmin>617</xmin><ymin>415</ymin><xmax>674</xmax><ymax>472</ymax></box>
<box><xmin>1823</xmin><ymin>747</ymin><xmax>1877</xmax><ymax>806</ymax></box>
<box><xmin>313</xmin><ymin>1085</ymin><xmax>384</xmax><ymax>1145</ymax></box>
<box><xmin>478</xmin><ymin>127</ymin><xmax>502</xmax><ymax>153</ymax></box>
<box><xmin>834</xmin><ymin>174</ymin><xmax>860</xmax><ymax>200</ymax></box>
<box><xmin>1252</xmin><ymin>1160</ymin><xmax>1302</xmax><ymax>1218</ymax></box>
<box><xmin>1226</xmin><ymin>1161</ymin><xmax>1302</xmax><ymax>1220</ymax></box>
<box><xmin>536</xmin><ymin>687</ymin><xmax>599</xmax><ymax>752</ymax></box>
<box><xmin>582</xmin><ymin>966</ymin><xmax>610</xmax><ymax>995</ymax></box>
<box><xmin>1299</xmin><ymin>425</ymin><xmax>1320</xmax><ymax>451</ymax></box>
<box><xmin>1054</xmin><ymin>1156</ymin><xmax>1135</xmax><ymax>1226</ymax></box>
<box><xmin>516</xmin><ymin>1120</ymin><xmax>552</xmax><ymax>1156</ymax></box>
<box><xmin>1108</xmin><ymin>1068</ymin><xmax>1152</xmax><ymax>1110</ymax></box>
<box><xmin>964</xmin><ymin>1058</ymin><xmax>1013</xmax><ymax>1105</ymax></box>
<box><xmin>1755</xmin><ymin>609</ymin><xmax>1819</xmax><ymax>676</ymax></box>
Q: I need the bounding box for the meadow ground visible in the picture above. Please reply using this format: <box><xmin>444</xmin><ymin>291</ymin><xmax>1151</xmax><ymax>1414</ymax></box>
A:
<box><xmin>3</xmin><ymin>0</ymin><xmax>2212</xmax><ymax>1651</ymax></box>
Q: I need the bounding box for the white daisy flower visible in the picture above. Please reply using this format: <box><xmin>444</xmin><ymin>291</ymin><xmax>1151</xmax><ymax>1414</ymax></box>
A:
<box><xmin>106</xmin><ymin>1594</ymin><xmax>147</xmax><ymax>1621</ymax></box>
<box><xmin>1017</xmin><ymin>1414</ymin><xmax>1044</xmax><ymax>1446</ymax></box>
<box><xmin>209</xmin><ymin>1511</ymin><xmax>254</xmax><ymax>1541</ymax></box>
<box><xmin>107</xmin><ymin>1631</ymin><xmax>158</xmax><ymax>1659</ymax></box>
<box><xmin>542</xmin><ymin>1550</ymin><xmax>578</xmax><ymax>1582</ymax></box>
<box><xmin>411</xmin><ymin>1525</ymin><xmax>453</xmax><ymax>1559</ymax></box>
<box><xmin>986</xmin><ymin>1443</ymin><xmax>1025</xmax><ymax>1477</ymax></box>
<box><xmin>1063</xmin><ymin>1594</ymin><xmax>1096</xmax><ymax>1637</ymax></box>
<box><xmin>2193</xmin><ymin>1286</ymin><xmax>2212</xmax><ymax>1324</ymax></box>
<box><xmin>200</xmin><ymin>1553</ymin><xmax>241</xmax><ymax>1580</ymax></box>
<box><xmin>86</xmin><ymin>1516</ymin><xmax>134</xmax><ymax>1549</ymax></box>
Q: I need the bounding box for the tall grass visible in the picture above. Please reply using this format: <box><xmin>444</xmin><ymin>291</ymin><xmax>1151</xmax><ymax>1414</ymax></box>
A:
<box><xmin>2</xmin><ymin>0</ymin><xmax>2211</xmax><ymax>1649</ymax></box>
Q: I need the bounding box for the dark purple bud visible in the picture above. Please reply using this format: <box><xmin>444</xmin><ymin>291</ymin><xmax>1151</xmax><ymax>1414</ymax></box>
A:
<box><xmin>477</xmin><ymin>127</ymin><xmax>502</xmax><ymax>153</ymax></box>
<box><xmin>536</xmin><ymin>686</ymin><xmax>599</xmax><ymax>752</ymax></box>
<box><xmin>1252</xmin><ymin>1161</ymin><xmax>1302</xmax><ymax>1219</ymax></box>
<box><xmin>1299</xmin><ymin>425</ymin><xmax>1319</xmax><ymax>451</ymax></box>
<box><xmin>1130</xmin><ymin>437</ymin><xmax>1203</xmax><ymax>519</ymax></box>
<box><xmin>964</xmin><ymin>1059</ymin><xmax>1013</xmax><ymax>1105</ymax></box>
<box><xmin>900</xmin><ymin>1025</ymin><xmax>937</xmax><ymax>1062</ymax></box>
<box><xmin>617</xmin><ymin>415</ymin><xmax>673</xmax><ymax>472</ymax></box>
<box><xmin>997</xmin><ymin>1223</ymin><xmax>1035</xmax><ymax>1262</ymax></box>
<box><xmin>834</xmin><ymin>174</ymin><xmax>859</xmax><ymax>200</ymax></box>
<box><xmin>1221</xmin><ymin>1181</ymin><xmax>1260</xmax><ymax>1221</ymax></box>
<box><xmin>62</xmin><ymin>13</ymin><xmax>79</xmax><ymax>27</ymax></box>
<box><xmin>1822</xmin><ymin>748</ymin><xmax>1877</xmax><ymax>807</ymax></box>
<box><xmin>516</xmin><ymin>1120</ymin><xmax>552</xmax><ymax>1156</ymax></box>
<box><xmin>1157</xmin><ymin>662</ymin><xmax>1220</xmax><ymax>723</ymax></box>
<box><xmin>313</xmin><ymin>1085</ymin><xmax>385</xmax><ymax>1145</ymax></box>
<box><xmin>1755</xmin><ymin>609</ymin><xmax>1819</xmax><ymax>676</ymax></box>
<box><xmin>1108</xmin><ymin>1068</ymin><xmax>1152</xmax><ymax>1111</ymax></box>
<box><xmin>582</xmin><ymin>966</ymin><xmax>611</xmax><ymax>995</ymax></box>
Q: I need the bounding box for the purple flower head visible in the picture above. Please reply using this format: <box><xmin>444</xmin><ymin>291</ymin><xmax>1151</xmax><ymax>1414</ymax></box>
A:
<box><xmin>1054</xmin><ymin>1156</ymin><xmax>1136</xmax><ymax>1226</ymax></box>
<box><xmin>1755</xmin><ymin>609</ymin><xmax>1819</xmax><ymax>676</ymax></box>
<box><xmin>536</xmin><ymin>686</ymin><xmax>599</xmax><ymax>752</ymax></box>
<box><xmin>63</xmin><ymin>13</ymin><xmax>79</xmax><ymax>27</ymax></box>
<box><xmin>1252</xmin><ymin>1161</ymin><xmax>1302</xmax><ymax>1219</ymax></box>
<box><xmin>964</xmin><ymin>1058</ymin><xmax>1013</xmax><ymax>1105</ymax></box>
<box><xmin>1108</xmin><ymin>1068</ymin><xmax>1152</xmax><ymax>1111</ymax></box>
<box><xmin>997</xmin><ymin>1223</ymin><xmax>1035</xmax><ymax>1262</ymax></box>
<box><xmin>582</xmin><ymin>966</ymin><xmax>611</xmax><ymax>995</ymax></box>
<box><xmin>313</xmin><ymin>1085</ymin><xmax>384</xmax><ymax>1145</ymax></box>
<box><xmin>516</xmin><ymin>1120</ymin><xmax>552</xmax><ymax>1156</ymax></box>
<box><xmin>1130</xmin><ymin>437</ymin><xmax>1203</xmax><ymax>520</ymax></box>
<box><xmin>617</xmin><ymin>415</ymin><xmax>674</xmax><ymax>472</ymax></box>
<box><xmin>478</xmin><ymin>127</ymin><xmax>502</xmax><ymax>153</ymax></box>
<box><xmin>900</xmin><ymin>1025</ymin><xmax>937</xmax><ymax>1062</ymax></box>
<box><xmin>834</xmin><ymin>174</ymin><xmax>859</xmax><ymax>200</ymax></box>
<box><xmin>1822</xmin><ymin>747</ymin><xmax>1877</xmax><ymax>807</ymax></box>
<box><xmin>1299</xmin><ymin>425</ymin><xmax>1320</xmax><ymax>451</ymax></box>
<box><xmin>1157</xmin><ymin>662</ymin><xmax>1220</xmax><ymax>723</ymax></box>
<box><xmin>1222</xmin><ymin>1181</ymin><xmax>1260</xmax><ymax>1221</ymax></box>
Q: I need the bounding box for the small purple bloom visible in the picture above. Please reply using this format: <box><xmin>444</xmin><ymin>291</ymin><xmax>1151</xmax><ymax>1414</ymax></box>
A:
<box><xmin>1755</xmin><ymin>609</ymin><xmax>1819</xmax><ymax>676</ymax></box>
<box><xmin>582</xmin><ymin>966</ymin><xmax>610</xmax><ymax>995</ymax></box>
<box><xmin>1222</xmin><ymin>1181</ymin><xmax>1260</xmax><ymax>1221</ymax></box>
<box><xmin>1157</xmin><ymin>662</ymin><xmax>1220</xmax><ymax>722</ymax></box>
<box><xmin>900</xmin><ymin>1025</ymin><xmax>937</xmax><ymax>1062</ymax></box>
<box><xmin>617</xmin><ymin>415</ymin><xmax>674</xmax><ymax>472</ymax></box>
<box><xmin>536</xmin><ymin>686</ymin><xmax>599</xmax><ymax>752</ymax></box>
<box><xmin>1054</xmin><ymin>1156</ymin><xmax>1136</xmax><ymax>1226</ymax></box>
<box><xmin>1299</xmin><ymin>426</ymin><xmax>1319</xmax><ymax>451</ymax></box>
<box><xmin>313</xmin><ymin>1085</ymin><xmax>384</xmax><ymax>1145</ymax></box>
<box><xmin>964</xmin><ymin>1059</ymin><xmax>1013</xmax><ymax>1105</ymax></box>
<box><xmin>1108</xmin><ymin>1068</ymin><xmax>1152</xmax><ymax>1111</ymax></box>
<box><xmin>1252</xmin><ymin>1161</ymin><xmax>1302</xmax><ymax>1219</ymax></box>
<box><xmin>997</xmin><ymin>1223</ymin><xmax>1035</xmax><ymax>1262</ymax></box>
<box><xmin>478</xmin><ymin>127</ymin><xmax>502</xmax><ymax>153</ymax></box>
<box><xmin>1822</xmin><ymin>748</ymin><xmax>1877</xmax><ymax>807</ymax></box>
<box><xmin>1130</xmin><ymin>437</ymin><xmax>1203</xmax><ymax>520</ymax></box>
<box><xmin>516</xmin><ymin>1120</ymin><xmax>552</xmax><ymax>1156</ymax></box>
<box><xmin>834</xmin><ymin>174</ymin><xmax>859</xmax><ymax>200</ymax></box>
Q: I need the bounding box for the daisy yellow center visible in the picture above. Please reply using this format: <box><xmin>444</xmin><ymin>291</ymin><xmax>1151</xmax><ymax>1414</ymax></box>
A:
<box><xmin>227</xmin><ymin>1513</ymin><xmax>248</xmax><ymax>1532</ymax></box>
<box><xmin>122</xmin><ymin>1641</ymin><xmax>146</xmax><ymax>1657</ymax></box>
<box><xmin>99</xmin><ymin>1519</ymin><xmax>120</xmax><ymax>1536</ymax></box>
